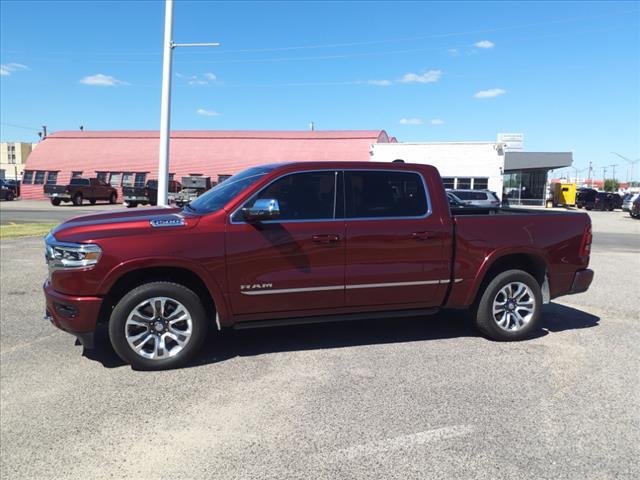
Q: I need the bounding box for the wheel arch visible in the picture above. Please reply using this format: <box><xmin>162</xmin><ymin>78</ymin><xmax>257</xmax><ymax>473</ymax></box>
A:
<box><xmin>466</xmin><ymin>250</ymin><xmax>549</xmax><ymax>307</ymax></box>
<box><xmin>98</xmin><ymin>264</ymin><xmax>228</xmax><ymax>329</ymax></box>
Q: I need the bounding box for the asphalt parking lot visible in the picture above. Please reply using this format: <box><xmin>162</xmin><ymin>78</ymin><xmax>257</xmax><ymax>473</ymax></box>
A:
<box><xmin>1</xmin><ymin>209</ymin><xmax>639</xmax><ymax>479</ymax></box>
<box><xmin>0</xmin><ymin>199</ymin><xmax>127</xmax><ymax>225</ymax></box>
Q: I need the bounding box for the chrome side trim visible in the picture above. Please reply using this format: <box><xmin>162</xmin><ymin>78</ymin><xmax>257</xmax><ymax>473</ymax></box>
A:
<box><xmin>239</xmin><ymin>278</ymin><xmax>463</xmax><ymax>295</ymax></box>
<box><xmin>345</xmin><ymin>280</ymin><xmax>442</xmax><ymax>290</ymax></box>
<box><xmin>240</xmin><ymin>285</ymin><xmax>344</xmax><ymax>296</ymax></box>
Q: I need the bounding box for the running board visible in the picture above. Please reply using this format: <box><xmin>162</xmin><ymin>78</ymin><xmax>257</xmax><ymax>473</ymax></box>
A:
<box><xmin>233</xmin><ymin>307</ymin><xmax>439</xmax><ymax>330</ymax></box>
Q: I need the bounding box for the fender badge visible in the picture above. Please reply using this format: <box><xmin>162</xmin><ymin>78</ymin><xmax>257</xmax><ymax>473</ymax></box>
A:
<box><xmin>150</xmin><ymin>217</ymin><xmax>185</xmax><ymax>228</ymax></box>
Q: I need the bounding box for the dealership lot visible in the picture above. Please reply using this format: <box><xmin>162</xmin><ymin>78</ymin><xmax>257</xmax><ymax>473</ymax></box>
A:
<box><xmin>1</xmin><ymin>210</ymin><xmax>638</xmax><ymax>479</ymax></box>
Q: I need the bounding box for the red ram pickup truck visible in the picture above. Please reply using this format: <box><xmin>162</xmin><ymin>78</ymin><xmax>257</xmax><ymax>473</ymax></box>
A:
<box><xmin>43</xmin><ymin>162</ymin><xmax>594</xmax><ymax>370</ymax></box>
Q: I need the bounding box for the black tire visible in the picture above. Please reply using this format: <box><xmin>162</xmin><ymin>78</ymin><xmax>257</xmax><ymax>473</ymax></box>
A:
<box><xmin>89</xmin><ymin>199</ymin><xmax>97</xmax><ymax>205</ymax></box>
<box><xmin>126</xmin><ymin>202</ymin><xmax>137</xmax><ymax>208</ymax></box>
<box><xmin>50</xmin><ymin>198</ymin><xmax>61</xmax><ymax>206</ymax></box>
<box><xmin>108</xmin><ymin>282</ymin><xmax>208</xmax><ymax>370</ymax></box>
<box><xmin>109</xmin><ymin>192</ymin><xmax>117</xmax><ymax>204</ymax></box>
<box><xmin>474</xmin><ymin>269</ymin><xmax>542</xmax><ymax>341</ymax></box>
<box><xmin>6</xmin><ymin>192</ymin><xmax>15</xmax><ymax>201</ymax></box>
<box><xmin>73</xmin><ymin>193</ymin><xmax>83</xmax><ymax>206</ymax></box>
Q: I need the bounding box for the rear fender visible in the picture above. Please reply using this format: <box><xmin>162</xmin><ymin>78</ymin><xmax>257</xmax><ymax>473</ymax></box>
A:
<box><xmin>461</xmin><ymin>247</ymin><xmax>551</xmax><ymax>307</ymax></box>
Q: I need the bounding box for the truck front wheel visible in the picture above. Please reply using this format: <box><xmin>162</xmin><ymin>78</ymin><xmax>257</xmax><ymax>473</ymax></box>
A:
<box><xmin>51</xmin><ymin>198</ymin><xmax>61</xmax><ymax>206</ymax></box>
<box><xmin>108</xmin><ymin>282</ymin><xmax>208</xmax><ymax>370</ymax></box>
<box><xmin>73</xmin><ymin>193</ymin><xmax>83</xmax><ymax>206</ymax></box>
<box><xmin>474</xmin><ymin>270</ymin><xmax>542</xmax><ymax>341</ymax></box>
<box><xmin>109</xmin><ymin>193</ymin><xmax>117</xmax><ymax>204</ymax></box>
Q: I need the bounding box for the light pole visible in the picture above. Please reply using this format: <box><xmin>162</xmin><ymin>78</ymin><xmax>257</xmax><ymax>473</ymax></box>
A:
<box><xmin>157</xmin><ymin>0</ymin><xmax>220</xmax><ymax>206</ymax></box>
<box><xmin>611</xmin><ymin>152</ymin><xmax>640</xmax><ymax>184</ymax></box>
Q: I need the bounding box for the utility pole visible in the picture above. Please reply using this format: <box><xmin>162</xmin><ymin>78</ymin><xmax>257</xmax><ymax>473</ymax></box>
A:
<box><xmin>588</xmin><ymin>161</ymin><xmax>593</xmax><ymax>186</ymax></box>
<box><xmin>609</xmin><ymin>164</ymin><xmax>617</xmax><ymax>181</ymax></box>
<box><xmin>602</xmin><ymin>166</ymin><xmax>607</xmax><ymax>183</ymax></box>
<box><xmin>156</xmin><ymin>0</ymin><xmax>220</xmax><ymax>206</ymax></box>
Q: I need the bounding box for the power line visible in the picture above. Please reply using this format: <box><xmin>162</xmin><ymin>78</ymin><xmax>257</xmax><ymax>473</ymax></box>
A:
<box><xmin>0</xmin><ymin>121</ymin><xmax>41</xmax><ymax>131</ymax></box>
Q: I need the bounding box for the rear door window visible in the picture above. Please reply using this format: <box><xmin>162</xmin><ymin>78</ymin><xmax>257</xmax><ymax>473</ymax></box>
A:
<box><xmin>453</xmin><ymin>191</ymin><xmax>488</xmax><ymax>201</ymax></box>
<box><xmin>345</xmin><ymin>171</ymin><xmax>428</xmax><ymax>218</ymax></box>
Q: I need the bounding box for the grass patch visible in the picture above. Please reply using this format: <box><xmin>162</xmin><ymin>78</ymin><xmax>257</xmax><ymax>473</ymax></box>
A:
<box><xmin>0</xmin><ymin>222</ymin><xmax>58</xmax><ymax>240</ymax></box>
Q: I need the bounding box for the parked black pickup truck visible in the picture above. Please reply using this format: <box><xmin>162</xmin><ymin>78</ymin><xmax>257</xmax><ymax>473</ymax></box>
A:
<box><xmin>123</xmin><ymin>180</ymin><xmax>182</xmax><ymax>208</ymax></box>
<box><xmin>0</xmin><ymin>179</ymin><xmax>19</xmax><ymax>201</ymax></box>
<box><xmin>44</xmin><ymin>178</ymin><xmax>118</xmax><ymax>206</ymax></box>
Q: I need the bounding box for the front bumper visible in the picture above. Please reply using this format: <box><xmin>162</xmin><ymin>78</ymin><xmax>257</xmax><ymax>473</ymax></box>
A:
<box><xmin>569</xmin><ymin>269</ymin><xmax>594</xmax><ymax>295</ymax></box>
<box><xmin>43</xmin><ymin>281</ymin><xmax>103</xmax><ymax>348</ymax></box>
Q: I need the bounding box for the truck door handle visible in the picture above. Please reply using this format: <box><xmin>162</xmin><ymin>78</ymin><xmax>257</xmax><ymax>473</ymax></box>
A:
<box><xmin>312</xmin><ymin>234</ymin><xmax>341</xmax><ymax>244</ymax></box>
<box><xmin>411</xmin><ymin>231</ymin><xmax>434</xmax><ymax>240</ymax></box>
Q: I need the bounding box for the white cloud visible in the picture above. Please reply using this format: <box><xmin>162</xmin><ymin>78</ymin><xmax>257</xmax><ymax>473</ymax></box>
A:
<box><xmin>196</xmin><ymin>108</ymin><xmax>219</xmax><ymax>117</ymax></box>
<box><xmin>399</xmin><ymin>118</ymin><xmax>424</xmax><ymax>125</ymax></box>
<box><xmin>447</xmin><ymin>48</ymin><xmax>459</xmax><ymax>56</ymax></box>
<box><xmin>474</xmin><ymin>88</ymin><xmax>506</xmax><ymax>98</ymax></box>
<box><xmin>400</xmin><ymin>70</ymin><xmax>442</xmax><ymax>84</ymax></box>
<box><xmin>79</xmin><ymin>73</ymin><xmax>128</xmax><ymax>86</ymax></box>
<box><xmin>368</xmin><ymin>79</ymin><xmax>392</xmax><ymax>86</ymax></box>
<box><xmin>473</xmin><ymin>40</ymin><xmax>495</xmax><ymax>49</ymax></box>
<box><xmin>430</xmin><ymin>119</ymin><xmax>444</xmax><ymax>125</ymax></box>
<box><xmin>1</xmin><ymin>63</ymin><xmax>28</xmax><ymax>76</ymax></box>
<box><xmin>183</xmin><ymin>72</ymin><xmax>218</xmax><ymax>85</ymax></box>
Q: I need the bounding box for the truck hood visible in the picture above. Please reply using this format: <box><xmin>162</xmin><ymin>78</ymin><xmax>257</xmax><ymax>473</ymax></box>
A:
<box><xmin>51</xmin><ymin>207</ymin><xmax>202</xmax><ymax>243</ymax></box>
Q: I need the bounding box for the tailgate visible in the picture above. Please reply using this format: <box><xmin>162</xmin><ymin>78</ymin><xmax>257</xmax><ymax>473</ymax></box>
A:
<box><xmin>43</xmin><ymin>185</ymin><xmax>66</xmax><ymax>194</ymax></box>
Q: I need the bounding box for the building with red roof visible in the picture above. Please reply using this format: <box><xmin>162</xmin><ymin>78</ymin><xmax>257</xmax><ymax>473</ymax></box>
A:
<box><xmin>21</xmin><ymin>130</ymin><xmax>393</xmax><ymax>200</ymax></box>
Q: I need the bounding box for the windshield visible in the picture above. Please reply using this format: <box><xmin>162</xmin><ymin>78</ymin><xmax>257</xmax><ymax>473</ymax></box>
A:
<box><xmin>186</xmin><ymin>165</ymin><xmax>277</xmax><ymax>214</ymax></box>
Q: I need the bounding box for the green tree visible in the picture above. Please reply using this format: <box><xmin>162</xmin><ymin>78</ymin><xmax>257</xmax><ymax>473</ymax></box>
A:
<box><xmin>603</xmin><ymin>178</ymin><xmax>620</xmax><ymax>192</ymax></box>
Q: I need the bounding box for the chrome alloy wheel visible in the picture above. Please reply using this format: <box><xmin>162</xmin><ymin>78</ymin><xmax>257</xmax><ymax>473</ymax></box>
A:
<box><xmin>125</xmin><ymin>297</ymin><xmax>193</xmax><ymax>360</ymax></box>
<box><xmin>492</xmin><ymin>282</ymin><xmax>536</xmax><ymax>332</ymax></box>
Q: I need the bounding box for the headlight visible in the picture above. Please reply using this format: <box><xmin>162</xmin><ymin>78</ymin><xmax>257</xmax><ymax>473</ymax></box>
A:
<box><xmin>45</xmin><ymin>233</ymin><xmax>102</xmax><ymax>271</ymax></box>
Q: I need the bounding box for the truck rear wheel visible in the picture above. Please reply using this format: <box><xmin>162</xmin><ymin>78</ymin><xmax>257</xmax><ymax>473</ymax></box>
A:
<box><xmin>474</xmin><ymin>269</ymin><xmax>542</xmax><ymax>341</ymax></box>
<box><xmin>109</xmin><ymin>192</ymin><xmax>117</xmax><ymax>204</ymax></box>
<box><xmin>51</xmin><ymin>198</ymin><xmax>61</xmax><ymax>206</ymax></box>
<box><xmin>73</xmin><ymin>193</ymin><xmax>83</xmax><ymax>206</ymax></box>
<box><xmin>108</xmin><ymin>282</ymin><xmax>208</xmax><ymax>370</ymax></box>
<box><xmin>126</xmin><ymin>202</ymin><xmax>137</xmax><ymax>208</ymax></box>
<box><xmin>89</xmin><ymin>199</ymin><xmax>97</xmax><ymax>205</ymax></box>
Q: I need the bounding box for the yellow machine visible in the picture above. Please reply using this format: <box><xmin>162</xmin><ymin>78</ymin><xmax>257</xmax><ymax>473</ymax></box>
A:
<box><xmin>552</xmin><ymin>182</ymin><xmax>577</xmax><ymax>207</ymax></box>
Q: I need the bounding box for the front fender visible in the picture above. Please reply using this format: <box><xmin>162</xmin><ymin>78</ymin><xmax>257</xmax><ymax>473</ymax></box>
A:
<box><xmin>98</xmin><ymin>256</ymin><xmax>232</xmax><ymax>325</ymax></box>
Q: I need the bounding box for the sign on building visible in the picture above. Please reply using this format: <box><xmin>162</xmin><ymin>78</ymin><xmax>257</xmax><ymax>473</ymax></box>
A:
<box><xmin>497</xmin><ymin>133</ymin><xmax>524</xmax><ymax>152</ymax></box>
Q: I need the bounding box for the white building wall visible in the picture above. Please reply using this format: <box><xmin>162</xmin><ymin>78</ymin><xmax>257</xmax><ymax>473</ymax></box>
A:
<box><xmin>370</xmin><ymin>142</ymin><xmax>505</xmax><ymax>198</ymax></box>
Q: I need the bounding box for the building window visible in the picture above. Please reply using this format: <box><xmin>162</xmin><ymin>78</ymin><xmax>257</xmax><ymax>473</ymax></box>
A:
<box><xmin>71</xmin><ymin>171</ymin><xmax>83</xmax><ymax>179</ymax></box>
<box><xmin>109</xmin><ymin>172</ymin><xmax>122</xmax><ymax>187</ymax></box>
<box><xmin>218</xmin><ymin>174</ymin><xmax>232</xmax><ymax>183</ymax></box>
<box><xmin>122</xmin><ymin>172</ymin><xmax>134</xmax><ymax>187</ymax></box>
<box><xmin>23</xmin><ymin>170</ymin><xmax>34</xmax><ymax>184</ymax></box>
<box><xmin>472</xmin><ymin>178</ymin><xmax>489</xmax><ymax>190</ymax></box>
<box><xmin>46</xmin><ymin>171</ymin><xmax>58</xmax><ymax>185</ymax></box>
<box><xmin>442</xmin><ymin>177</ymin><xmax>455</xmax><ymax>189</ymax></box>
<box><xmin>456</xmin><ymin>178</ymin><xmax>472</xmax><ymax>189</ymax></box>
<box><xmin>34</xmin><ymin>171</ymin><xmax>46</xmax><ymax>185</ymax></box>
<box><xmin>134</xmin><ymin>173</ymin><xmax>147</xmax><ymax>187</ymax></box>
<box><xmin>96</xmin><ymin>171</ymin><xmax>108</xmax><ymax>183</ymax></box>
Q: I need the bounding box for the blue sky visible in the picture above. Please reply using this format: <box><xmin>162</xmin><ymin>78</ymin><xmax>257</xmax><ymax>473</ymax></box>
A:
<box><xmin>1</xmin><ymin>1</ymin><xmax>638</xmax><ymax>178</ymax></box>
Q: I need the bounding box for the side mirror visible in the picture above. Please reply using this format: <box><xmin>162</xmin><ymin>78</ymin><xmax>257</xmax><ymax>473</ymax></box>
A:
<box><xmin>242</xmin><ymin>198</ymin><xmax>280</xmax><ymax>222</ymax></box>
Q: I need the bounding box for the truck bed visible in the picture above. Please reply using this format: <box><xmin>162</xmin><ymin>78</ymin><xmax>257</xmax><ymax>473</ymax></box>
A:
<box><xmin>446</xmin><ymin>208</ymin><xmax>591</xmax><ymax>307</ymax></box>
